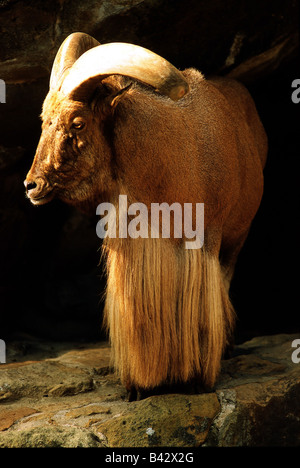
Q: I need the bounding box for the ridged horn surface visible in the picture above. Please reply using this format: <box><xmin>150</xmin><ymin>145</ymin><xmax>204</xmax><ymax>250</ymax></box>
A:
<box><xmin>50</xmin><ymin>32</ymin><xmax>100</xmax><ymax>90</ymax></box>
<box><xmin>60</xmin><ymin>42</ymin><xmax>189</xmax><ymax>101</ymax></box>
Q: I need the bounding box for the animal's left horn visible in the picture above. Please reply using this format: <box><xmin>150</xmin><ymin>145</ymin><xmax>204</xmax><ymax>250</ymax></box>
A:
<box><xmin>50</xmin><ymin>32</ymin><xmax>100</xmax><ymax>90</ymax></box>
<box><xmin>60</xmin><ymin>42</ymin><xmax>189</xmax><ymax>101</ymax></box>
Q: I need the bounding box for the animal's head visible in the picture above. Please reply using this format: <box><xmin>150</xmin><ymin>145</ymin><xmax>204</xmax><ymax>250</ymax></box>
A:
<box><xmin>24</xmin><ymin>32</ymin><xmax>189</xmax><ymax>209</ymax></box>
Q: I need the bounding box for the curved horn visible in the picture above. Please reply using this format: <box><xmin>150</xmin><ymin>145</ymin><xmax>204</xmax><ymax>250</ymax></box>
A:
<box><xmin>50</xmin><ymin>32</ymin><xmax>100</xmax><ymax>90</ymax></box>
<box><xmin>60</xmin><ymin>42</ymin><xmax>189</xmax><ymax>101</ymax></box>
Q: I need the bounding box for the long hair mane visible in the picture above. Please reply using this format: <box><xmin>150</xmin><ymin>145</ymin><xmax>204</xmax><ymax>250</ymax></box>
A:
<box><xmin>101</xmin><ymin>196</ymin><xmax>235</xmax><ymax>389</ymax></box>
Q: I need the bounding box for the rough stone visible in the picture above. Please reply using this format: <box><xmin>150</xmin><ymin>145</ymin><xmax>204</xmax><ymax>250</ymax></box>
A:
<box><xmin>0</xmin><ymin>360</ymin><xmax>95</xmax><ymax>401</ymax></box>
<box><xmin>0</xmin><ymin>334</ymin><xmax>299</xmax><ymax>447</ymax></box>
<box><xmin>95</xmin><ymin>393</ymin><xmax>220</xmax><ymax>447</ymax></box>
<box><xmin>0</xmin><ymin>426</ymin><xmax>103</xmax><ymax>448</ymax></box>
<box><xmin>206</xmin><ymin>334</ymin><xmax>300</xmax><ymax>446</ymax></box>
<box><xmin>0</xmin><ymin>407</ymin><xmax>37</xmax><ymax>431</ymax></box>
<box><xmin>1</xmin><ymin>0</ymin><xmax>297</xmax><ymax>85</ymax></box>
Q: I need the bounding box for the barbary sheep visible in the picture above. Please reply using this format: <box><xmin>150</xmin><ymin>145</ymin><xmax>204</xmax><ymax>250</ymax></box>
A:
<box><xmin>25</xmin><ymin>32</ymin><xmax>267</xmax><ymax>399</ymax></box>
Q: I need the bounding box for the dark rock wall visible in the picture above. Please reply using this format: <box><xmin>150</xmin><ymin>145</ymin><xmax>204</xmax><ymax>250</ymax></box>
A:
<box><xmin>0</xmin><ymin>0</ymin><xmax>299</xmax><ymax>340</ymax></box>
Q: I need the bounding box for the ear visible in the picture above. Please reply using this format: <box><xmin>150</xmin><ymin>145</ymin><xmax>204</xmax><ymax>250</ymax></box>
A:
<box><xmin>107</xmin><ymin>83</ymin><xmax>133</xmax><ymax>112</ymax></box>
<box><xmin>90</xmin><ymin>82</ymin><xmax>132</xmax><ymax>114</ymax></box>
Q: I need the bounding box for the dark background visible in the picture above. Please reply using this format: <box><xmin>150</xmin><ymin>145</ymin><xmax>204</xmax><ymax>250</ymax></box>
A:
<box><xmin>0</xmin><ymin>0</ymin><xmax>299</xmax><ymax>344</ymax></box>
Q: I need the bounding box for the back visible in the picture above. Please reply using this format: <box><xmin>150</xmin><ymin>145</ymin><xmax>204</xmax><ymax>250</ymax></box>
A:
<box><xmin>207</xmin><ymin>77</ymin><xmax>268</xmax><ymax>169</ymax></box>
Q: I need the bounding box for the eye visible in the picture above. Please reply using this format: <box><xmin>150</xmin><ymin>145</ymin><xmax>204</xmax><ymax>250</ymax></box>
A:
<box><xmin>71</xmin><ymin>118</ymin><xmax>85</xmax><ymax>130</ymax></box>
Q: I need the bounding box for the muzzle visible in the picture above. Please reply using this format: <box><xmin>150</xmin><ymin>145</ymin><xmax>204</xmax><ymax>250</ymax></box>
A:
<box><xmin>24</xmin><ymin>175</ymin><xmax>54</xmax><ymax>205</ymax></box>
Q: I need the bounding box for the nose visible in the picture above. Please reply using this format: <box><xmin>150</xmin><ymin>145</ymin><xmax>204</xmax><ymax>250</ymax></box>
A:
<box><xmin>24</xmin><ymin>174</ymin><xmax>46</xmax><ymax>193</ymax></box>
<box><xmin>24</xmin><ymin>179</ymin><xmax>37</xmax><ymax>193</ymax></box>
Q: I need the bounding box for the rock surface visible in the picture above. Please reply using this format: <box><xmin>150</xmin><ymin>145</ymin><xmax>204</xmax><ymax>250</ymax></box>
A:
<box><xmin>0</xmin><ymin>334</ymin><xmax>299</xmax><ymax>447</ymax></box>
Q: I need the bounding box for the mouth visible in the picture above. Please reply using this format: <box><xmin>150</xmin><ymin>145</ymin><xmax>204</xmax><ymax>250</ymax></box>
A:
<box><xmin>27</xmin><ymin>190</ymin><xmax>55</xmax><ymax>206</ymax></box>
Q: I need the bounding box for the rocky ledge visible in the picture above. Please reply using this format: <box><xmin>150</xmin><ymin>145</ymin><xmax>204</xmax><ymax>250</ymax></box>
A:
<box><xmin>0</xmin><ymin>333</ymin><xmax>299</xmax><ymax>447</ymax></box>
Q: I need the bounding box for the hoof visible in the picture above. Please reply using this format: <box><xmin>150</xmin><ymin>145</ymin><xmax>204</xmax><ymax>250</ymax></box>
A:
<box><xmin>125</xmin><ymin>378</ymin><xmax>215</xmax><ymax>401</ymax></box>
<box><xmin>126</xmin><ymin>384</ymin><xmax>147</xmax><ymax>401</ymax></box>
<box><xmin>126</xmin><ymin>384</ymin><xmax>167</xmax><ymax>401</ymax></box>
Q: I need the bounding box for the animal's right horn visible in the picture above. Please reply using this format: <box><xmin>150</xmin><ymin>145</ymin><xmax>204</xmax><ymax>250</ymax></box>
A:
<box><xmin>60</xmin><ymin>42</ymin><xmax>189</xmax><ymax>101</ymax></box>
<box><xmin>50</xmin><ymin>32</ymin><xmax>100</xmax><ymax>90</ymax></box>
